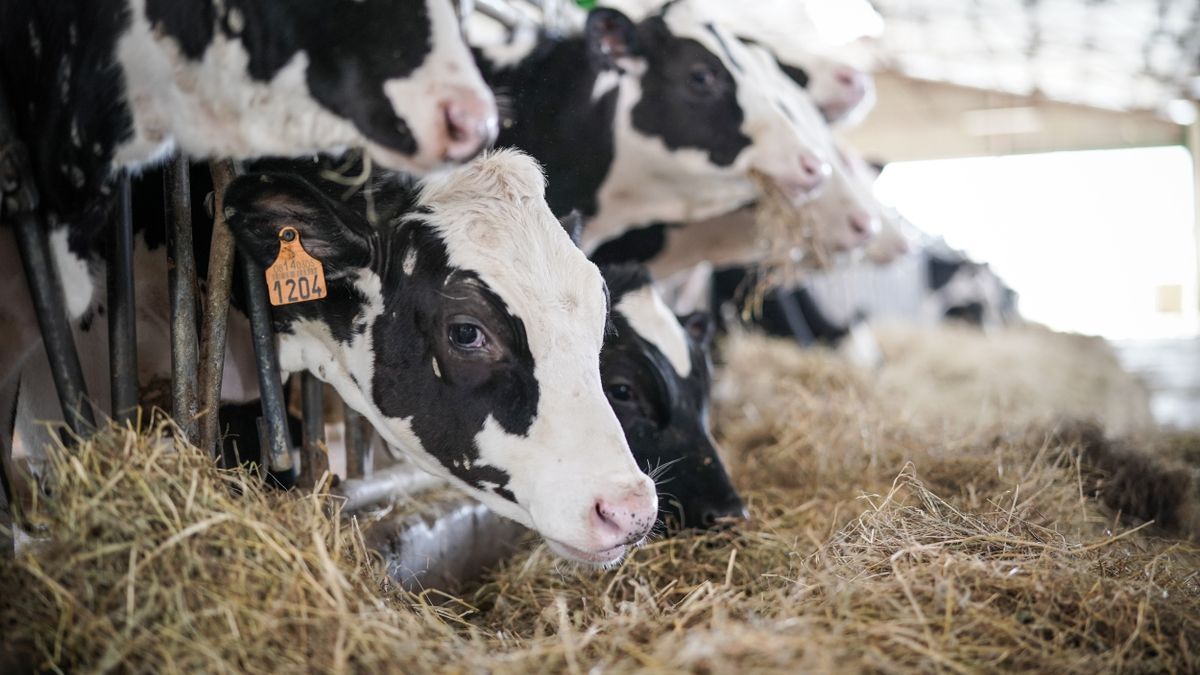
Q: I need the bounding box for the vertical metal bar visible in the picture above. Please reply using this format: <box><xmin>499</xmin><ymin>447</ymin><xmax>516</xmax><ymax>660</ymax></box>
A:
<box><xmin>1</xmin><ymin>75</ymin><xmax>94</xmax><ymax>437</ymax></box>
<box><xmin>164</xmin><ymin>155</ymin><xmax>200</xmax><ymax>445</ymax></box>
<box><xmin>238</xmin><ymin>249</ymin><xmax>294</xmax><ymax>474</ymax></box>
<box><xmin>299</xmin><ymin>372</ymin><xmax>328</xmax><ymax>487</ymax></box>
<box><xmin>107</xmin><ymin>174</ymin><xmax>139</xmax><ymax>425</ymax></box>
<box><xmin>12</xmin><ymin>213</ymin><xmax>96</xmax><ymax>436</ymax></box>
<box><xmin>344</xmin><ymin>401</ymin><xmax>373</xmax><ymax>479</ymax></box>
<box><xmin>198</xmin><ymin>160</ymin><xmax>239</xmax><ymax>458</ymax></box>
<box><xmin>771</xmin><ymin>288</ymin><xmax>817</xmax><ymax>347</ymax></box>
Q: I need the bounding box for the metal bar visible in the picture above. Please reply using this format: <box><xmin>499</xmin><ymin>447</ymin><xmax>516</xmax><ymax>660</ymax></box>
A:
<box><xmin>336</xmin><ymin>462</ymin><xmax>446</xmax><ymax>513</ymax></box>
<box><xmin>343</xmin><ymin>400</ymin><xmax>373</xmax><ymax>479</ymax></box>
<box><xmin>12</xmin><ymin>212</ymin><xmax>96</xmax><ymax>436</ymax></box>
<box><xmin>476</xmin><ymin>0</ymin><xmax>525</xmax><ymax>28</ymax></box>
<box><xmin>299</xmin><ymin>372</ymin><xmax>327</xmax><ymax>487</ymax></box>
<box><xmin>198</xmin><ymin>160</ymin><xmax>238</xmax><ymax>458</ymax></box>
<box><xmin>770</xmin><ymin>288</ymin><xmax>817</xmax><ymax>347</ymax></box>
<box><xmin>164</xmin><ymin>155</ymin><xmax>200</xmax><ymax>445</ymax></box>
<box><xmin>238</xmin><ymin>249</ymin><xmax>294</xmax><ymax>474</ymax></box>
<box><xmin>107</xmin><ymin>173</ymin><xmax>139</xmax><ymax>425</ymax></box>
<box><xmin>1</xmin><ymin>74</ymin><xmax>94</xmax><ymax>437</ymax></box>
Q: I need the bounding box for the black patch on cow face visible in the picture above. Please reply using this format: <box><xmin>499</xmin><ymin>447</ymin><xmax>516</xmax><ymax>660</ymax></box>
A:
<box><xmin>368</xmin><ymin>231</ymin><xmax>536</xmax><ymax>501</ymax></box>
<box><xmin>928</xmin><ymin>255</ymin><xmax>965</xmax><ymax>291</ymax></box>
<box><xmin>1</xmin><ymin>0</ymin><xmax>134</xmax><ymax>245</ymax></box>
<box><xmin>144</xmin><ymin>0</ymin><xmax>435</xmax><ymax>157</ymax></box>
<box><xmin>779</xmin><ymin>63</ymin><xmax>810</xmax><ymax>89</ymax></box>
<box><xmin>945</xmin><ymin>301</ymin><xmax>985</xmax><ymax>326</ymax></box>
<box><xmin>628</xmin><ymin>17</ymin><xmax>751</xmax><ymax>168</ymax></box>
<box><xmin>600</xmin><ymin>264</ymin><xmax>744</xmax><ymax>531</ymax></box>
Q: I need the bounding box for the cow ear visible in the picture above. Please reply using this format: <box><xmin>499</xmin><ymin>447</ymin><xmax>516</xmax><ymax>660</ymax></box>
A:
<box><xmin>680</xmin><ymin>311</ymin><xmax>715</xmax><ymax>349</ymax></box>
<box><xmin>222</xmin><ymin>173</ymin><xmax>373</xmax><ymax>281</ymax></box>
<box><xmin>585</xmin><ymin>8</ymin><xmax>639</xmax><ymax>71</ymax></box>
<box><xmin>558</xmin><ymin>210</ymin><xmax>584</xmax><ymax>248</ymax></box>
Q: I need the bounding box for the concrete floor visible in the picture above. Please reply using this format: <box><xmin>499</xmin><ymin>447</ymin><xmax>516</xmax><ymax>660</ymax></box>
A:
<box><xmin>1115</xmin><ymin>338</ymin><xmax>1200</xmax><ymax>431</ymax></box>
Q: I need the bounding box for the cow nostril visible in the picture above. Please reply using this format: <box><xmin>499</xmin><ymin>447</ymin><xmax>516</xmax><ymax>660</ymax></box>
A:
<box><xmin>444</xmin><ymin>104</ymin><xmax>468</xmax><ymax>143</ymax></box>
<box><xmin>698</xmin><ymin>502</ymin><xmax>750</xmax><ymax>530</ymax></box>
<box><xmin>594</xmin><ymin>501</ymin><xmax>619</xmax><ymax>531</ymax></box>
<box><xmin>798</xmin><ymin>155</ymin><xmax>831</xmax><ymax>183</ymax></box>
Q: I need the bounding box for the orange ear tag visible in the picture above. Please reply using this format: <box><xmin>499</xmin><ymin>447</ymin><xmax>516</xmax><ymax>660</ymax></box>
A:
<box><xmin>265</xmin><ymin>226</ymin><xmax>328</xmax><ymax>306</ymax></box>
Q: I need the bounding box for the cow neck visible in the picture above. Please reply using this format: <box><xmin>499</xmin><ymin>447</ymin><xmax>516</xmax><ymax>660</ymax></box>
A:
<box><xmin>482</xmin><ymin>36</ymin><xmax>619</xmax><ymax>222</ymax></box>
<box><xmin>1</xmin><ymin>0</ymin><xmax>133</xmax><ymax>245</ymax></box>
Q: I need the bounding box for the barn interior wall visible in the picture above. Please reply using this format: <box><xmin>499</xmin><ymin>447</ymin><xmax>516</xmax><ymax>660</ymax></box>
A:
<box><xmin>840</xmin><ymin>71</ymin><xmax>1186</xmax><ymax>163</ymax></box>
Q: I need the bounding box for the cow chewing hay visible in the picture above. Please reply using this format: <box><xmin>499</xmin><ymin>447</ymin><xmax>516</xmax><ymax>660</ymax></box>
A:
<box><xmin>3</xmin><ymin>326</ymin><xmax>1200</xmax><ymax>672</ymax></box>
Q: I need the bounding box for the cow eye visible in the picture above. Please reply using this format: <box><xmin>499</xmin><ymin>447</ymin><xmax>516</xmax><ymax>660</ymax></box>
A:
<box><xmin>688</xmin><ymin>64</ymin><xmax>718</xmax><ymax>91</ymax></box>
<box><xmin>448</xmin><ymin>322</ymin><xmax>487</xmax><ymax>350</ymax></box>
<box><xmin>608</xmin><ymin>382</ymin><xmax>635</xmax><ymax>403</ymax></box>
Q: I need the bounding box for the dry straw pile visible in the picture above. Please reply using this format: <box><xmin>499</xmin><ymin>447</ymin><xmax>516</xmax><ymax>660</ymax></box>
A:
<box><xmin>3</xmin><ymin>325</ymin><xmax>1199</xmax><ymax>673</ymax></box>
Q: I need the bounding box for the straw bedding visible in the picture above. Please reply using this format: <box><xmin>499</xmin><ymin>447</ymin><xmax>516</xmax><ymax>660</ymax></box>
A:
<box><xmin>3</xmin><ymin>324</ymin><xmax>1199</xmax><ymax>673</ymax></box>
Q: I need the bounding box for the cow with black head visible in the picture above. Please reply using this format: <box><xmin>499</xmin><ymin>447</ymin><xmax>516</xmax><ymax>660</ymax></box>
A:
<box><xmin>474</xmin><ymin>2</ymin><xmax>834</xmax><ymax>254</ymax></box>
<box><xmin>599</xmin><ymin>263</ymin><xmax>745</xmax><ymax>530</ymax></box>
<box><xmin>221</xmin><ymin>150</ymin><xmax>657</xmax><ymax>565</ymax></box>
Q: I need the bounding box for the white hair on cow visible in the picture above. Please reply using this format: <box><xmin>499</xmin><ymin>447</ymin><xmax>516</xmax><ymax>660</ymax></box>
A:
<box><xmin>616</xmin><ymin>284</ymin><xmax>692</xmax><ymax>378</ymax></box>
<box><xmin>419</xmin><ymin>149</ymin><xmax>610</xmax><ymax>349</ymax></box>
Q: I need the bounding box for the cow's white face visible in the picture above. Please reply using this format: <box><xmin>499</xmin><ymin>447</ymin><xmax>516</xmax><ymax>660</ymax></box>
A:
<box><xmin>584</xmin><ymin>3</ymin><xmax>834</xmax><ymax>247</ymax></box>
<box><xmin>116</xmin><ymin>0</ymin><xmax>497</xmax><ymax>174</ymax></box>
<box><xmin>782</xmin><ymin>53</ymin><xmax>876</xmax><ymax>128</ymax></box>
<box><xmin>224</xmin><ymin>150</ymin><xmax>656</xmax><ymax>566</ymax></box>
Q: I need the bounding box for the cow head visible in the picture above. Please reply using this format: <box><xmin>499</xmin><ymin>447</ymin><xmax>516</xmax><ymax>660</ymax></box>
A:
<box><xmin>121</xmin><ymin>0</ymin><xmax>497</xmax><ymax>173</ymax></box>
<box><xmin>600</xmin><ymin>264</ymin><xmax>745</xmax><ymax>531</ymax></box>
<box><xmin>223</xmin><ymin>150</ymin><xmax>656</xmax><ymax>565</ymax></box>
<box><xmin>773</xmin><ymin>53</ymin><xmax>876</xmax><ymax>128</ymax></box>
<box><xmin>580</xmin><ymin>3</ymin><xmax>834</xmax><ymax>243</ymax></box>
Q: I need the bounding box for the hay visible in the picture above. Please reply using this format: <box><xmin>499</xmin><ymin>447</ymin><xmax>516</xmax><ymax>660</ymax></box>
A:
<box><xmin>0</xmin><ymin>417</ymin><xmax>486</xmax><ymax>673</ymax></box>
<box><xmin>870</xmin><ymin>322</ymin><xmax>1155</xmax><ymax>439</ymax></box>
<box><xmin>4</xmin><ymin>327</ymin><xmax>1199</xmax><ymax>673</ymax></box>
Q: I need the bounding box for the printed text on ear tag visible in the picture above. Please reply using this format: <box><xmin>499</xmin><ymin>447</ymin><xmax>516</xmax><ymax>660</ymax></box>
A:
<box><xmin>265</xmin><ymin>226</ymin><xmax>327</xmax><ymax>306</ymax></box>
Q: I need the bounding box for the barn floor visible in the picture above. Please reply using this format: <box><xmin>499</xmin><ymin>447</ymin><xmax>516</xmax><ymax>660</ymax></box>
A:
<box><xmin>2</xmin><ymin>323</ymin><xmax>1199</xmax><ymax>673</ymax></box>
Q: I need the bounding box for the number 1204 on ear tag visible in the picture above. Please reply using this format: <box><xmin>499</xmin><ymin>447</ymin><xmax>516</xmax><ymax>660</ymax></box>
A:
<box><xmin>266</xmin><ymin>226</ymin><xmax>327</xmax><ymax>306</ymax></box>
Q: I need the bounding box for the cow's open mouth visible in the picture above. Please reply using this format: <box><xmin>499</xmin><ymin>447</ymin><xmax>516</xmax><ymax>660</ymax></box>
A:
<box><xmin>545</xmin><ymin>539</ymin><xmax>628</xmax><ymax>566</ymax></box>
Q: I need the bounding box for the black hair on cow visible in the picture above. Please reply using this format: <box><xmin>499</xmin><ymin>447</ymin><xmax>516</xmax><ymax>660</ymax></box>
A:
<box><xmin>559</xmin><ymin>210</ymin><xmax>585</xmax><ymax>247</ymax></box>
<box><xmin>585</xmin><ymin>7</ymin><xmax>640</xmax><ymax>70</ymax></box>
<box><xmin>599</xmin><ymin>262</ymin><xmax>746</xmax><ymax>532</ymax></box>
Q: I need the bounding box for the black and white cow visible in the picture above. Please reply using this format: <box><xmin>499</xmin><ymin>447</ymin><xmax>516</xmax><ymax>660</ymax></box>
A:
<box><xmin>474</xmin><ymin>3</ymin><xmax>835</xmax><ymax>253</ymax></box>
<box><xmin>576</xmin><ymin>30</ymin><xmax>881</xmax><ymax>277</ymax></box>
<box><xmin>599</xmin><ymin>263</ymin><xmax>745</xmax><ymax>530</ymax></box>
<box><xmin>0</xmin><ymin>0</ymin><xmax>500</xmax><ymax>390</ymax></box>
<box><xmin>925</xmin><ymin>248</ymin><xmax>1020</xmax><ymax>328</ymax></box>
<box><xmin>2</xmin><ymin>0</ymin><xmax>497</xmax><ymax>234</ymax></box>
<box><xmin>226</xmin><ymin>150</ymin><xmax>661</xmax><ymax>565</ymax></box>
<box><xmin>12</xmin><ymin>150</ymin><xmax>658</xmax><ymax>566</ymax></box>
<box><xmin>709</xmin><ymin>265</ymin><xmax>853</xmax><ymax>347</ymax></box>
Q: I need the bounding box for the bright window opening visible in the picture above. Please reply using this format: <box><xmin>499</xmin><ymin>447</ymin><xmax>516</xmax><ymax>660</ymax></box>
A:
<box><xmin>875</xmin><ymin>146</ymin><xmax>1198</xmax><ymax>340</ymax></box>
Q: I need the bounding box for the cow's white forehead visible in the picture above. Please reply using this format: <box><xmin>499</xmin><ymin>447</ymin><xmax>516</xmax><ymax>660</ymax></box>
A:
<box><xmin>661</xmin><ymin>4</ymin><xmax>743</xmax><ymax>70</ymax></box>
<box><xmin>616</xmin><ymin>285</ymin><xmax>692</xmax><ymax>378</ymax></box>
<box><xmin>417</xmin><ymin>149</ymin><xmax>608</xmax><ymax>350</ymax></box>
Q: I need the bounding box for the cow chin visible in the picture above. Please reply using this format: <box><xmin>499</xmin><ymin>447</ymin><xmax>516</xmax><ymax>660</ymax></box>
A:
<box><xmin>545</xmin><ymin>539</ymin><xmax>629</xmax><ymax>567</ymax></box>
<box><xmin>363</xmin><ymin>140</ymin><xmax>445</xmax><ymax>177</ymax></box>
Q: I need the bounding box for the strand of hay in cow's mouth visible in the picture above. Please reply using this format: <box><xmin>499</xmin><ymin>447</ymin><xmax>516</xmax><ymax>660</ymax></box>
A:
<box><xmin>4</xmin><ymin>326</ymin><xmax>1200</xmax><ymax>672</ymax></box>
